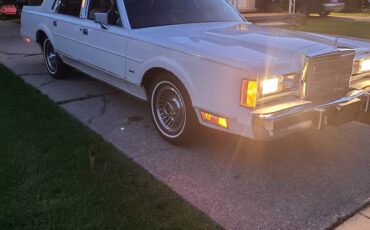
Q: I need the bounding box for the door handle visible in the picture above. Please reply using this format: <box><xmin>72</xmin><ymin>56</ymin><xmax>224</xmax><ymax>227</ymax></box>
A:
<box><xmin>53</xmin><ymin>20</ymin><xmax>57</xmax><ymax>27</ymax></box>
<box><xmin>81</xmin><ymin>28</ymin><xmax>88</xmax><ymax>35</ymax></box>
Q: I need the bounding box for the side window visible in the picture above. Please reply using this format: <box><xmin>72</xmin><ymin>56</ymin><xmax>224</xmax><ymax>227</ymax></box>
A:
<box><xmin>57</xmin><ymin>0</ymin><xmax>83</xmax><ymax>17</ymax></box>
<box><xmin>88</xmin><ymin>0</ymin><xmax>122</xmax><ymax>27</ymax></box>
<box><xmin>27</xmin><ymin>0</ymin><xmax>44</xmax><ymax>6</ymax></box>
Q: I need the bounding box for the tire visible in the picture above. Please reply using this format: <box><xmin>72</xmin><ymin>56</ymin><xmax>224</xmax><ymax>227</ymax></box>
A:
<box><xmin>319</xmin><ymin>11</ymin><xmax>331</xmax><ymax>17</ymax></box>
<box><xmin>42</xmin><ymin>38</ymin><xmax>70</xmax><ymax>79</ymax></box>
<box><xmin>150</xmin><ymin>74</ymin><xmax>196</xmax><ymax>145</ymax></box>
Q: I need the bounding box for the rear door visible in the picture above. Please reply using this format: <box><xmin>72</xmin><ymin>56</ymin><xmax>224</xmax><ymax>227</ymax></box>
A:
<box><xmin>51</xmin><ymin>0</ymin><xmax>86</xmax><ymax>61</ymax></box>
<box><xmin>79</xmin><ymin>0</ymin><xmax>126</xmax><ymax>79</ymax></box>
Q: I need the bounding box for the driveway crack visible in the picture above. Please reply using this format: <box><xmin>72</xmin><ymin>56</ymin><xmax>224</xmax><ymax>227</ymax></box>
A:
<box><xmin>24</xmin><ymin>54</ymin><xmax>42</xmax><ymax>57</ymax></box>
<box><xmin>19</xmin><ymin>72</ymin><xmax>48</xmax><ymax>77</ymax></box>
<box><xmin>0</xmin><ymin>51</ymin><xmax>41</xmax><ymax>57</ymax></box>
<box><xmin>38</xmin><ymin>79</ymin><xmax>55</xmax><ymax>88</ymax></box>
<box><xmin>87</xmin><ymin>95</ymin><xmax>108</xmax><ymax>125</ymax></box>
<box><xmin>57</xmin><ymin>91</ymin><xmax>120</xmax><ymax>106</ymax></box>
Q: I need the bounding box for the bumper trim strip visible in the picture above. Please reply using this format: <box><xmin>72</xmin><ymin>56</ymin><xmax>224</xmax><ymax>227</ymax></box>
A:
<box><xmin>254</xmin><ymin>88</ymin><xmax>370</xmax><ymax>121</ymax></box>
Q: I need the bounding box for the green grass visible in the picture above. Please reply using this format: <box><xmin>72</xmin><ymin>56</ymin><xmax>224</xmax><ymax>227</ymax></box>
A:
<box><xmin>289</xmin><ymin>18</ymin><xmax>370</xmax><ymax>40</ymax></box>
<box><xmin>0</xmin><ymin>65</ymin><xmax>221</xmax><ymax>230</ymax></box>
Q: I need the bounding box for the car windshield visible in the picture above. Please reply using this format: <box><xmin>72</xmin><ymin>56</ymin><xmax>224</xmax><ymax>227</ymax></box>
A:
<box><xmin>123</xmin><ymin>0</ymin><xmax>244</xmax><ymax>29</ymax></box>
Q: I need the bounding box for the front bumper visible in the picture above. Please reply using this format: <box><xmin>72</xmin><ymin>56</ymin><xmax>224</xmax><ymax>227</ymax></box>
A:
<box><xmin>252</xmin><ymin>88</ymin><xmax>370</xmax><ymax>140</ymax></box>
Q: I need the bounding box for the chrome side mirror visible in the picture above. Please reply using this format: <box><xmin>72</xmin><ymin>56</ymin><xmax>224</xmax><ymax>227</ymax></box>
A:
<box><xmin>94</xmin><ymin>12</ymin><xmax>109</xmax><ymax>30</ymax></box>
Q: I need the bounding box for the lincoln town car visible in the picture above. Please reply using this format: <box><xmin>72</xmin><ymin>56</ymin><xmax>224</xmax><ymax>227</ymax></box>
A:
<box><xmin>21</xmin><ymin>0</ymin><xmax>370</xmax><ymax>144</ymax></box>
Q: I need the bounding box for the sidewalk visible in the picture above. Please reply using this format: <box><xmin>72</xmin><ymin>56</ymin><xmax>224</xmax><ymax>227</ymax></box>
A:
<box><xmin>328</xmin><ymin>14</ymin><xmax>370</xmax><ymax>23</ymax></box>
<box><xmin>336</xmin><ymin>205</ymin><xmax>370</xmax><ymax>230</ymax></box>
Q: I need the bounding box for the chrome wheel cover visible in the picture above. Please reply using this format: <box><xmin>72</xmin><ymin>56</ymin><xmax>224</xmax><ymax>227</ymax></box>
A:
<box><xmin>152</xmin><ymin>81</ymin><xmax>186</xmax><ymax>138</ymax></box>
<box><xmin>44</xmin><ymin>40</ymin><xmax>57</xmax><ymax>74</ymax></box>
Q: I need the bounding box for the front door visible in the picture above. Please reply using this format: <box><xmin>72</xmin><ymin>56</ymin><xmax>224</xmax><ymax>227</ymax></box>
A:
<box><xmin>80</xmin><ymin>0</ymin><xmax>126</xmax><ymax>79</ymax></box>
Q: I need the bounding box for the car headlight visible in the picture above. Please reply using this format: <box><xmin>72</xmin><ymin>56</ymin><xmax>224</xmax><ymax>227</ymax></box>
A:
<box><xmin>240</xmin><ymin>74</ymin><xmax>299</xmax><ymax>108</ymax></box>
<box><xmin>353</xmin><ymin>58</ymin><xmax>370</xmax><ymax>74</ymax></box>
<box><xmin>261</xmin><ymin>76</ymin><xmax>283</xmax><ymax>96</ymax></box>
<box><xmin>262</xmin><ymin>73</ymin><xmax>299</xmax><ymax>96</ymax></box>
<box><xmin>359</xmin><ymin>59</ymin><xmax>370</xmax><ymax>73</ymax></box>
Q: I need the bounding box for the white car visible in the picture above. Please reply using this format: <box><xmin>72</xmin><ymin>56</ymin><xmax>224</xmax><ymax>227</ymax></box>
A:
<box><xmin>21</xmin><ymin>0</ymin><xmax>370</xmax><ymax>144</ymax></box>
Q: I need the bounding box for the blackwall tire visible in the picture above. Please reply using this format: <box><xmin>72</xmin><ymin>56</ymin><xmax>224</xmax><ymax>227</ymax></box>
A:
<box><xmin>150</xmin><ymin>74</ymin><xmax>196</xmax><ymax>145</ymax></box>
<box><xmin>319</xmin><ymin>11</ymin><xmax>331</xmax><ymax>17</ymax></box>
<box><xmin>43</xmin><ymin>38</ymin><xmax>70</xmax><ymax>79</ymax></box>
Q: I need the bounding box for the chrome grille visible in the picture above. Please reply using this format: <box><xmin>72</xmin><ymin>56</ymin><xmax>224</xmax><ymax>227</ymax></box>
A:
<box><xmin>299</xmin><ymin>49</ymin><xmax>355</xmax><ymax>101</ymax></box>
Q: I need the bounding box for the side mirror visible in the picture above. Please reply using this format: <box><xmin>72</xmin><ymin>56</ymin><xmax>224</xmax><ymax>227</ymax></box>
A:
<box><xmin>94</xmin><ymin>12</ymin><xmax>108</xmax><ymax>29</ymax></box>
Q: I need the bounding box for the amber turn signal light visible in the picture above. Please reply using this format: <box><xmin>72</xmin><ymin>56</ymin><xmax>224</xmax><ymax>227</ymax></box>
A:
<box><xmin>240</xmin><ymin>80</ymin><xmax>257</xmax><ymax>108</ymax></box>
<box><xmin>200</xmin><ymin>111</ymin><xmax>228</xmax><ymax>129</ymax></box>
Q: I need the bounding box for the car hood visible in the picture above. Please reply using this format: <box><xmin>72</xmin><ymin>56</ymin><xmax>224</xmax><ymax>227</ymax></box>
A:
<box><xmin>132</xmin><ymin>22</ymin><xmax>370</xmax><ymax>75</ymax></box>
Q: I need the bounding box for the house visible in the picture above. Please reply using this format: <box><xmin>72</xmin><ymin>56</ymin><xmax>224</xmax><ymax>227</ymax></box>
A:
<box><xmin>230</xmin><ymin>0</ymin><xmax>257</xmax><ymax>12</ymax></box>
<box><xmin>232</xmin><ymin>0</ymin><xmax>301</xmax><ymax>14</ymax></box>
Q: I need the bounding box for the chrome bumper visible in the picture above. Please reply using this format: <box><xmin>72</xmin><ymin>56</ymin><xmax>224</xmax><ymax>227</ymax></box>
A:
<box><xmin>252</xmin><ymin>88</ymin><xmax>370</xmax><ymax>140</ymax></box>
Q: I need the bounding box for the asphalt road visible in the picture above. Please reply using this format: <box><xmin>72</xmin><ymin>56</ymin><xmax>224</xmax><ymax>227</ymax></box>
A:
<box><xmin>1</xmin><ymin>20</ymin><xmax>370</xmax><ymax>230</ymax></box>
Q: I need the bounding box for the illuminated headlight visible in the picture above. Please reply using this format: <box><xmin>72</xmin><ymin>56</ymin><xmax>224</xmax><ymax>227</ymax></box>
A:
<box><xmin>359</xmin><ymin>59</ymin><xmax>370</xmax><ymax>73</ymax></box>
<box><xmin>261</xmin><ymin>76</ymin><xmax>283</xmax><ymax>96</ymax></box>
<box><xmin>240</xmin><ymin>74</ymin><xmax>298</xmax><ymax>109</ymax></box>
<box><xmin>354</xmin><ymin>58</ymin><xmax>370</xmax><ymax>74</ymax></box>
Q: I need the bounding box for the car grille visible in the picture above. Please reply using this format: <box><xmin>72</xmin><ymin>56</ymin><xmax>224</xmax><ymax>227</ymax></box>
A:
<box><xmin>299</xmin><ymin>49</ymin><xmax>355</xmax><ymax>101</ymax></box>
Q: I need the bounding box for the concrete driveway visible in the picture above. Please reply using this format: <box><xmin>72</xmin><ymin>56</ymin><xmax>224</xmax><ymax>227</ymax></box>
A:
<box><xmin>1</xmin><ymin>20</ymin><xmax>370</xmax><ymax>230</ymax></box>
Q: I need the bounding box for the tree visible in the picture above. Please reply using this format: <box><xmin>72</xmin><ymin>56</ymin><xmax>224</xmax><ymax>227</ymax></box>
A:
<box><xmin>344</xmin><ymin>0</ymin><xmax>361</xmax><ymax>12</ymax></box>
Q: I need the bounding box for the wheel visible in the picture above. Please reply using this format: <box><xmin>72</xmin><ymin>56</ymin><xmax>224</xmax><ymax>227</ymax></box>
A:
<box><xmin>42</xmin><ymin>38</ymin><xmax>70</xmax><ymax>79</ymax></box>
<box><xmin>319</xmin><ymin>11</ymin><xmax>331</xmax><ymax>17</ymax></box>
<box><xmin>150</xmin><ymin>74</ymin><xmax>196</xmax><ymax>145</ymax></box>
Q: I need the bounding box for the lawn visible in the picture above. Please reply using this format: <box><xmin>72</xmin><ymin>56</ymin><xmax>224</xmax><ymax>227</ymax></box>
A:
<box><xmin>0</xmin><ymin>65</ymin><xmax>221</xmax><ymax>229</ymax></box>
<box><xmin>289</xmin><ymin>17</ymin><xmax>370</xmax><ymax>40</ymax></box>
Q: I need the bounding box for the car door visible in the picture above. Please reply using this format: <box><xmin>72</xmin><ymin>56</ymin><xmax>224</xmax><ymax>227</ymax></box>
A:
<box><xmin>79</xmin><ymin>0</ymin><xmax>126</xmax><ymax>79</ymax></box>
<box><xmin>51</xmin><ymin>0</ymin><xmax>86</xmax><ymax>61</ymax></box>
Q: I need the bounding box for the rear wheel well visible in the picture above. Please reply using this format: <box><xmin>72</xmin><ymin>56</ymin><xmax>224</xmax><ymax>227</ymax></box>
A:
<box><xmin>36</xmin><ymin>30</ymin><xmax>47</xmax><ymax>47</ymax></box>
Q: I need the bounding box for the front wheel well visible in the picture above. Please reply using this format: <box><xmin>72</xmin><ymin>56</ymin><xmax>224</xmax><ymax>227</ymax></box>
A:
<box><xmin>142</xmin><ymin>68</ymin><xmax>174</xmax><ymax>93</ymax></box>
<box><xmin>141</xmin><ymin>67</ymin><xmax>192</xmax><ymax>105</ymax></box>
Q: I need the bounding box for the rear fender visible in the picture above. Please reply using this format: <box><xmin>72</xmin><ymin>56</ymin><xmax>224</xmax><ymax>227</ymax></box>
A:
<box><xmin>35</xmin><ymin>24</ymin><xmax>54</xmax><ymax>47</ymax></box>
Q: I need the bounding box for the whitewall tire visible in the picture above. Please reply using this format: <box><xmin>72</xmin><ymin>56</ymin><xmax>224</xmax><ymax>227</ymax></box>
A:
<box><xmin>42</xmin><ymin>38</ymin><xmax>70</xmax><ymax>79</ymax></box>
<box><xmin>150</xmin><ymin>74</ymin><xmax>196</xmax><ymax>144</ymax></box>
